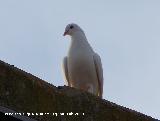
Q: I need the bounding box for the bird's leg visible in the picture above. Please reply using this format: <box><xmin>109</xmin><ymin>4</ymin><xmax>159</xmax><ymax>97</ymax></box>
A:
<box><xmin>80</xmin><ymin>84</ymin><xmax>94</xmax><ymax>94</ymax></box>
<box><xmin>87</xmin><ymin>84</ymin><xmax>94</xmax><ymax>94</ymax></box>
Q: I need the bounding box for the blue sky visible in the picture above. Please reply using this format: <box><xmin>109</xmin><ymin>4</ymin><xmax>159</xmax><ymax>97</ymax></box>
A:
<box><xmin>0</xmin><ymin>0</ymin><xmax>160</xmax><ymax>119</ymax></box>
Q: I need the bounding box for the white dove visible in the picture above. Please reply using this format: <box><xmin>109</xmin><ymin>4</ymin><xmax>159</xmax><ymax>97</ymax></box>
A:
<box><xmin>62</xmin><ymin>23</ymin><xmax>103</xmax><ymax>98</ymax></box>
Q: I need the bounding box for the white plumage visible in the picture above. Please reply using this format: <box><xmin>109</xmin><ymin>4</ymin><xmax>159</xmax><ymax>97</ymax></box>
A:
<box><xmin>62</xmin><ymin>23</ymin><xmax>103</xmax><ymax>98</ymax></box>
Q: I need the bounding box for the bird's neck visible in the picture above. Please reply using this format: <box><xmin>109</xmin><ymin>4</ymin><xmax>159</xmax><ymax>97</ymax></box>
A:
<box><xmin>68</xmin><ymin>31</ymin><xmax>94</xmax><ymax>56</ymax></box>
<box><xmin>71</xmin><ymin>31</ymin><xmax>87</xmax><ymax>43</ymax></box>
<box><xmin>70</xmin><ymin>31</ymin><xmax>92</xmax><ymax>49</ymax></box>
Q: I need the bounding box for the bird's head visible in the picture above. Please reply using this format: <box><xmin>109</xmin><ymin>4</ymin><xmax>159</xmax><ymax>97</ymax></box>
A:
<box><xmin>63</xmin><ymin>23</ymin><xmax>84</xmax><ymax>36</ymax></box>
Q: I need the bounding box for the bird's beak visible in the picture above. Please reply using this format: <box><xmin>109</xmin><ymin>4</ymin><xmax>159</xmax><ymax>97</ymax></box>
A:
<box><xmin>63</xmin><ymin>30</ymin><xmax>68</xmax><ymax>36</ymax></box>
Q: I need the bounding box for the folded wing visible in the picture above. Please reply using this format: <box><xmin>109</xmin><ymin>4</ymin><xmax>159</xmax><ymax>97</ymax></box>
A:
<box><xmin>93</xmin><ymin>53</ymin><xmax>103</xmax><ymax>98</ymax></box>
<box><xmin>62</xmin><ymin>57</ymin><xmax>71</xmax><ymax>86</ymax></box>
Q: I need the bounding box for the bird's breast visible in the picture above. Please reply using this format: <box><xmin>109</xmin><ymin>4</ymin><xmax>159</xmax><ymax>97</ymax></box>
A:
<box><xmin>67</xmin><ymin>50</ymin><xmax>97</xmax><ymax>85</ymax></box>
<box><xmin>68</xmin><ymin>48</ymin><xmax>93</xmax><ymax>69</ymax></box>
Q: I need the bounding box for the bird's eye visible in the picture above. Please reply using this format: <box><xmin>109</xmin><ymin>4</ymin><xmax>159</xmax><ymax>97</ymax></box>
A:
<box><xmin>70</xmin><ymin>25</ymin><xmax>74</xmax><ymax>29</ymax></box>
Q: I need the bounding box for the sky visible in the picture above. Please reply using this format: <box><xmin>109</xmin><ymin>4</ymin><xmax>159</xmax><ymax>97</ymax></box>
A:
<box><xmin>0</xmin><ymin>0</ymin><xmax>160</xmax><ymax>119</ymax></box>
